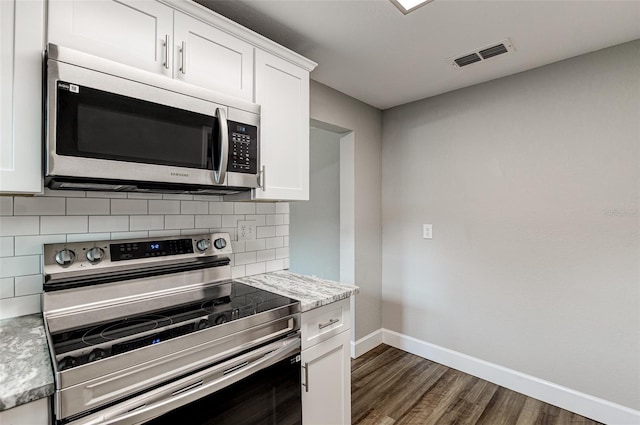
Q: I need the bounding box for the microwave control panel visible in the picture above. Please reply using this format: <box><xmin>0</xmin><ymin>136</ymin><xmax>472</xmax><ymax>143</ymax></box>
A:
<box><xmin>228</xmin><ymin>121</ymin><xmax>258</xmax><ymax>174</ymax></box>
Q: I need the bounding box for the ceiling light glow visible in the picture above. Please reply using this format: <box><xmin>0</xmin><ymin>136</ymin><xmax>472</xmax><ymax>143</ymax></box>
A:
<box><xmin>391</xmin><ymin>0</ymin><xmax>435</xmax><ymax>14</ymax></box>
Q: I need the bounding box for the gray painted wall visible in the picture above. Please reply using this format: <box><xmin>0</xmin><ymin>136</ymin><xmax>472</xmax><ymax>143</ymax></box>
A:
<box><xmin>290</xmin><ymin>127</ymin><xmax>341</xmax><ymax>281</ymax></box>
<box><xmin>381</xmin><ymin>41</ymin><xmax>640</xmax><ymax>410</ymax></box>
<box><xmin>310</xmin><ymin>80</ymin><xmax>383</xmax><ymax>340</ymax></box>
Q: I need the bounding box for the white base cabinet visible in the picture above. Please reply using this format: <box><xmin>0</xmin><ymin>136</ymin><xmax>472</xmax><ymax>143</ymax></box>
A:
<box><xmin>0</xmin><ymin>397</ymin><xmax>50</xmax><ymax>425</ymax></box>
<box><xmin>300</xmin><ymin>299</ymin><xmax>352</xmax><ymax>425</ymax></box>
<box><xmin>0</xmin><ymin>0</ymin><xmax>44</xmax><ymax>194</ymax></box>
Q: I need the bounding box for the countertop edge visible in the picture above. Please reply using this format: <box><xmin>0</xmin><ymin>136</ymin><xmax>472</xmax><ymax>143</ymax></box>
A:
<box><xmin>0</xmin><ymin>383</ymin><xmax>55</xmax><ymax>412</ymax></box>
<box><xmin>0</xmin><ymin>314</ymin><xmax>55</xmax><ymax>412</ymax></box>
<box><xmin>237</xmin><ymin>270</ymin><xmax>359</xmax><ymax>312</ymax></box>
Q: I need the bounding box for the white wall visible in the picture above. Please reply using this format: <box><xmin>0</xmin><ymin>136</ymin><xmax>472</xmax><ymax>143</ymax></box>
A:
<box><xmin>381</xmin><ymin>40</ymin><xmax>640</xmax><ymax>410</ymax></box>
<box><xmin>310</xmin><ymin>80</ymin><xmax>383</xmax><ymax>340</ymax></box>
<box><xmin>0</xmin><ymin>191</ymin><xmax>289</xmax><ymax>319</ymax></box>
<box><xmin>290</xmin><ymin>126</ymin><xmax>341</xmax><ymax>280</ymax></box>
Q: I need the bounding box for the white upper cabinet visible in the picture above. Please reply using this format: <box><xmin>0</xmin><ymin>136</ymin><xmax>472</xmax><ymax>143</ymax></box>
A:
<box><xmin>48</xmin><ymin>1</ymin><xmax>254</xmax><ymax>100</ymax></box>
<box><xmin>48</xmin><ymin>0</ymin><xmax>174</xmax><ymax>77</ymax></box>
<box><xmin>174</xmin><ymin>11</ymin><xmax>253</xmax><ymax>101</ymax></box>
<box><xmin>253</xmin><ymin>50</ymin><xmax>310</xmax><ymax>201</ymax></box>
<box><xmin>0</xmin><ymin>0</ymin><xmax>45</xmax><ymax>194</ymax></box>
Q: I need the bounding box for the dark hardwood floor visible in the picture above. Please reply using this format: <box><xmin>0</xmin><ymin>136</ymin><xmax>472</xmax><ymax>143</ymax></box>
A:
<box><xmin>352</xmin><ymin>344</ymin><xmax>603</xmax><ymax>425</ymax></box>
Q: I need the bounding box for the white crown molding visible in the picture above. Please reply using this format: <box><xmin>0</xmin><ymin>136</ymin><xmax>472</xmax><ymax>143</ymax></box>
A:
<box><xmin>159</xmin><ymin>0</ymin><xmax>317</xmax><ymax>72</ymax></box>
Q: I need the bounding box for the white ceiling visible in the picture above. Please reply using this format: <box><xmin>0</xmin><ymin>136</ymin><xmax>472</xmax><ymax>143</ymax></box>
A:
<box><xmin>196</xmin><ymin>0</ymin><xmax>640</xmax><ymax>110</ymax></box>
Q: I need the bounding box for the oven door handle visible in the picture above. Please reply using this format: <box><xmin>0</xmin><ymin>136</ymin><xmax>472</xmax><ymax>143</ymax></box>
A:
<box><xmin>94</xmin><ymin>336</ymin><xmax>300</xmax><ymax>425</ymax></box>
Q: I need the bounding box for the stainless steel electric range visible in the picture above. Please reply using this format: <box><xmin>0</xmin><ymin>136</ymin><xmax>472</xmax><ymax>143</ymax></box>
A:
<box><xmin>42</xmin><ymin>233</ymin><xmax>302</xmax><ymax>425</ymax></box>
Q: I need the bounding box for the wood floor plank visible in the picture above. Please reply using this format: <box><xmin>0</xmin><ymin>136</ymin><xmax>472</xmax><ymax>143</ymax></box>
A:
<box><xmin>515</xmin><ymin>397</ymin><xmax>547</xmax><ymax>425</ymax></box>
<box><xmin>352</xmin><ymin>345</ymin><xmax>604</xmax><ymax>425</ymax></box>
<box><xmin>352</xmin><ymin>343</ymin><xmax>390</xmax><ymax>372</ymax></box>
<box><xmin>394</xmin><ymin>368</ymin><xmax>472</xmax><ymax>425</ymax></box>
<box><xmin>352</xmin><ymin>352</ymin><xmax>418</xmax><ymax>420</ymax></box>
<box><xmin>378</xmin><ymin>361</ymin><xmax>449</xmax><ymax>420</ymax></box>
<box><xmin>555</xmin><ymin>407</ymin><xmax>599</xmax><ymax>425</ymax></box>
<box><xmin>355</xmin><ymin>408</ymin><xmax>396</xmax><ymax>425</ymax></box>
<box><xmin>435</xmin><ymin>376</ymin><xmax>500</xmax><ymax>425</ymax></box>
<box><xmin>352</xmin><ymin>347</ymin><xmax>415</xmax><ymax>390</ymax></box>
<box><xmin>475</xmin><ymin>386</ymin><xmax>528</xmax><ymax>425</ymax></box>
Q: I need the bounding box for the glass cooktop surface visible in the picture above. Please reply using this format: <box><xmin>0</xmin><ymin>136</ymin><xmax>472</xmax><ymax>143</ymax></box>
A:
<box><xmin>51</xmin><ymin>282</ymin><xmax>297</xmax><ymax>371</ymax></box>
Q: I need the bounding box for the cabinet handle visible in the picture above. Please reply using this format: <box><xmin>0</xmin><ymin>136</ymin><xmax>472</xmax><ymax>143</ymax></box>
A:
<box><xmin>162</xmin><ymin>34</ymin><xmax>170</xmax><ymax>70</ymax></box>
<box><xmin>259</xmin><ymin>165</ymin><xmax>266</xmax><ymax>191</ymax></box>
<box><xmin>302</xmin><ymin>362</ymin><xmax>309</xmax><ymax>392</ymax></box>
<box><xmin>318</xmin><ymin>318</ymin><xmax>340</xmax><ymax>330</ymax></box>
<box><xmin>180</xmin><ymin>41</ymin><xmax>187</xmax><ymax>75</ymax></box>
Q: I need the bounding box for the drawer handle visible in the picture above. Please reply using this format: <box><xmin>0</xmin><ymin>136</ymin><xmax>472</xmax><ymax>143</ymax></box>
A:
<box><xmin>318</xmin><ymin>318</ymin><xmax>340</xmax><ymax>330</ymax></box>
<box><xmin>302</xmin><ymin>362</ymin><xmax>309</xmax><ymax>392</ymax></box>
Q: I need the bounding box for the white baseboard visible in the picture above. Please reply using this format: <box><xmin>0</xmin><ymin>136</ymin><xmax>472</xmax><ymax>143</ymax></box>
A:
<box><xmin>356</xmin><ymin>328</ymin><xmax>639</xmax><ymax>425</ymax></box>
<box><xmin>352</xmin><ymin>329</ymin><xmax>384</xmax><ymax>358</ymax></box>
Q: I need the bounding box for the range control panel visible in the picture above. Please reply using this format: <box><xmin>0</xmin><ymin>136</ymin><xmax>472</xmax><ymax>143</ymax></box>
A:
<box><xmin>43</xmin><ymin>233</ymin><xmax>233</xmax><ymax>286</ymax></box>
<box><xmin>227</xmin><ymin>120</ymin><xmax>258</xmax><ymax>174</ymax></box>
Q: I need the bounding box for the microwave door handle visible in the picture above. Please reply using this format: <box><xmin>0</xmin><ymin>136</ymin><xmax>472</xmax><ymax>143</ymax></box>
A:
<box><xmin>215</xmin><ymin>107</ymin><xmax>229</xmax><ymax>185</ymax></box>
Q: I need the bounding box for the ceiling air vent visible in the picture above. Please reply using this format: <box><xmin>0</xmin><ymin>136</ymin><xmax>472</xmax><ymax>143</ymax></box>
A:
<box><xmin>448</xmin><ymin>38</ymin><xmax>515</xmax><ymax>69</ymax></box>
<box><xmin>454</xmin><ymin>53</ymin><xmax>481</xmax><ymax>67</ymax></box>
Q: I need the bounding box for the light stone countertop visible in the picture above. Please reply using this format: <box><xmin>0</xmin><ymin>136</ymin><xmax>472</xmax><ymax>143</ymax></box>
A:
<box><xmin>0</xmin><ymin>314</ymin><xmax>54</xmax><ymax>411</ymax></box>
<box><xmin>237</xmin><ymin>270</ymin><xmax>359</xmax><ymax>312</ymax></box>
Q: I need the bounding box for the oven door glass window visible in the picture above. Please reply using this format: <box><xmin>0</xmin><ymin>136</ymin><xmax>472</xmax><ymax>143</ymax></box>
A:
<box><xmin>148</xmin><ymin>353</ymin><xmax>301</xmax><ymax>425</ymax></box>
<box><xmin>55</xmin><ymin>82</ymin><xmax>215</xmax><ymax>169</ymax></box>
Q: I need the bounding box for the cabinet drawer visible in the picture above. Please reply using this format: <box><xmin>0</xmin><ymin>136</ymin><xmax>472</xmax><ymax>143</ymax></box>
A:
<box><xmin>301</xmin><ymin>299</ymin><xmax>350</xmax><ymax>350</ymax></box>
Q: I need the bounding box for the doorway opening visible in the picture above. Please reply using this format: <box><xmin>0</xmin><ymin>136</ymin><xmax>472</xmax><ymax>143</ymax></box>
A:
<box><xmin>289</xmin><ymin>120</ymin><xmax>356</xmax><ymax>349</ymax></box>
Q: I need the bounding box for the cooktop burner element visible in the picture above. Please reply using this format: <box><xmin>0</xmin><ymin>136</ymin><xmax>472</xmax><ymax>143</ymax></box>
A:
<box><xmin>94</xmin><ymin>315</ymin><xmax>172</xmax><ymax>341</ymax></box>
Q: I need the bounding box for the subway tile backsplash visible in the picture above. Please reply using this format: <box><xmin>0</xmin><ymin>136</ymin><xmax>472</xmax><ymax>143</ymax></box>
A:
<box><xmin>0</xmin><ymin>192</ymin><xmax>289</xmax><ymax>320</ymax></box>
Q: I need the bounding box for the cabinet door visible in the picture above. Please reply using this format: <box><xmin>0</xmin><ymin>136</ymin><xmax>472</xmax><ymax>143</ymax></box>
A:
<box><xmin>174</xmin><ymin>12</ymin><xmax>253</xmax><ymax>101</ymax></box>
<box><xmin>301</xmin><ymin>331</ymin><xmax>351</xmax><ymax>425</ymax></box>
<box><xmin>0</xmin><ymin>397</ymin><xmax>50</xmax><ymax>425</ymax></box>
<box><xmin>254</xmin><ymin>50</ymin><xmax>310</xmax><ymax>201</ymax></box>
<box><xmin>48</xmin><ymin>0</ymin><xmax>173</xmax><ymax>76</ymax></box>
<box><xmin>0</xmin><ymin>0</ymin><xmax>44</xmax><ymax>193</ymax></box>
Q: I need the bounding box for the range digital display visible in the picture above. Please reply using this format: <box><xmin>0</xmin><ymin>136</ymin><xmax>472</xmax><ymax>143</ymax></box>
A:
<box><xmin>110</xmin><ymin>238</ymin><xmax>194</xmax><ymax>261</ymax></box>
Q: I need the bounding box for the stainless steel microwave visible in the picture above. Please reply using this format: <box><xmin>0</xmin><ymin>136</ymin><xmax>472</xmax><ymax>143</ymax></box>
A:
<box><xmin>45</xmin><ymin>44</ymin><xmax>260</xmax><ymax>195</ymax></box>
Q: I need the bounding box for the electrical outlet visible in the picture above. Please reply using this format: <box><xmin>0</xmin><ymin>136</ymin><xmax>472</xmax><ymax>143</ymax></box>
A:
<box><xmin>423</xmin><ymin>224</ymin><xmax>432</xmax><ymax>239</ymax></box>
<box><xmin>238</xmin><ymin>221</ymin><xmax>256</xmax><ymax>241</ymax></box>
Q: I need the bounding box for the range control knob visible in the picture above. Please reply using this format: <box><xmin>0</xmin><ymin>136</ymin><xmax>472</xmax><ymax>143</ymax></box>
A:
<box><xmin>87</xmin><ymin>348</ymin><xmax>107</xmax><ymax>363</ymax></box>
<box><xmin>197</xmin><ymin>319</ymin><xmax>210</xmax><ymax>330</ymax></box>
<box><xmin>58</xmin><ymin>356</ymin><xmax>77</xmax><ymax>371</ymax></box>
<box><xmin>196</xmin><ymin>239</ymin><xmax>211</xmax><ymax>252</ymax></box>
<box><xmin>55</xmin><ymin>249</ymin><xmax>76</xmax><ymax>267</ymax></box>
<box><xmin>86</xmin><ymin>247</ymin><xmax>105</xmax><ymax>264</ymax></box>
<box><xmin>213</xmin><ymin>314</ymin><xmax>227</xmax><ymax>325</ymax></box>
<box><xmin>213</xmin><ymin>238</ymin><xmax>227</xmax><ymax>250</ymax></box>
